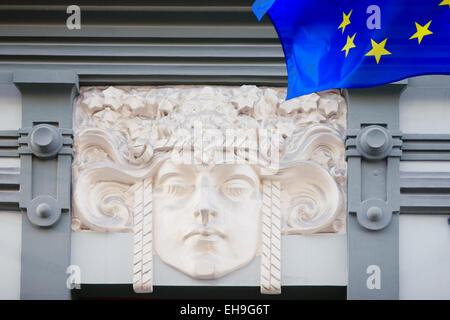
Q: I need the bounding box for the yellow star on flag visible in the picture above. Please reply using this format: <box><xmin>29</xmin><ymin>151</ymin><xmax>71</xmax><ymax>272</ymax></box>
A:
<box><xmin>342</xmin><ymin>33</ymin><xmax>357</xmax><ymax>57</ymax></box>
<box><xmin>365</xmin><ymin>38</ymin><xmax>391</xmax><ymax>64</ymax></box>
<box><xmin>409</xmin><ymin>21</ymin><xmax>433</xmax><ymax>44</ymax></box>
<box><xmin>338</xmin><ymin>10</ymin><xmax>352</xmax><ymax>34</ymax></box>
<box><xmin>439</xmin><ymin>0</ymin><xmax>450</xmax><ymax>8</ymax></box>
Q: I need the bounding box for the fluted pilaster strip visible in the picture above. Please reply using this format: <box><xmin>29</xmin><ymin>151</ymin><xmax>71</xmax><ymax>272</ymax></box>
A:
<box><xmin>260</xmin><ymin>179</ymin><xmax>281</xmax><ymax>294</ymax></box>
<box><xmin>133</xmin><ymin>178</ymin><xmax>153</xmax><ymax>293</ymax></box>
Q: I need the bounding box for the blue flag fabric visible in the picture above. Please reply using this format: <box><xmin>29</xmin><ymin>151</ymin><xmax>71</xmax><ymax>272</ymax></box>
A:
<box><xmin>252</xmin><ymin>0</ymin><xmax>450</xmax><ymax>99</ymax></box>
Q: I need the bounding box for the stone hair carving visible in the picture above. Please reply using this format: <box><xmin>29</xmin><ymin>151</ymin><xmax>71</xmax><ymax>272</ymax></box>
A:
<box><xmin>72</xmin><ymin>85</ymin><xmax>347</xmax><ymax>294</ymax></box>
<box><xmin>260</xmin><ymin>180</ymin><xmax>281</xmax><ymax>294</ymax></box>
<box><xmin>131</xmin><ymin>178</ymin><xmax>153</xmax><ymax>293</ymax></box>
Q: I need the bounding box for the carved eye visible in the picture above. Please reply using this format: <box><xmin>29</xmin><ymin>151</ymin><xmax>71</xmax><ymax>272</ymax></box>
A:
<box><xmin>221</xmin><ymin>178</ymin><xmax>254</xmax><ymax>200</ymax></box>
<box><xmin>165</xmin><ymin>184</ymin><xmax>187</xmax><ymax>196</ymax></box>
<box><xmin>160</xmin><ymin>177</ymin><xmax>190</xmax><ymax>197</ymax></box>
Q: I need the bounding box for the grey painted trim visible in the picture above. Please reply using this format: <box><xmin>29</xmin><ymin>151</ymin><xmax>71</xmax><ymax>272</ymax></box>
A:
<box><xmin>407</xmin><ymin>75</ymin><xmax>450</xmax><ymax>88</ymax></box>
<box><xmin>12</xmin><ymin>70</ymin><xmax>78</xmax><ymax>300</ymax></box>
<box><xmin>400</xmin><ymin>171</ymin><xmax>450</xmax><ymax>215</ymax></box>
<box><xmin>0</xmin><ymin>43</ymin><xmax>284</xmax><ymax>58</ymax></box>
<box><xmin>0</xmin><ymin>130</ymin><xmax>19</xmax><ymax>137</ymax></box>
<box><xmin>0</xmin><ymin>130</ymin><xmax>19</xmax><ymax>157</ymax></box>
<box><xmin>0</xmin><ymin>167</ymin><xmax>20</xmax><ymax>210</ymax></box>
<box><xmin>400</xmin><ymin>195</ymin><xmax>450</xmax><ymax>215</ymax></box>
<box><xmin>0</xmin><ymin>1</ymin><xmax>287</xmax><ymax>86</ymax></box>
<box><xmin>0</xmin><ymin>190</ymin><xmax>20</xmax><ymax>204</ymax></box>
<box><xmin>0</xmin><ymin>167</ymin><xmax>20</xmax><ymax>185</ymax></box>
<box><xmin>1</xmin><ymin>70</ymin><xmax>288</xmax><ymax>87</ymax></box>
<box><xmin>20</xmin><ymin>213</ymin><xmax>72</xmax><ymax>300</ymax></box>
<box><xmin>0</xmin><ymin>150</ymin><xmax>18</xmax><ymax>157</ymax></box>
<box><xmin>14</xmin><ymin>70</ymin><xmax>79</xmax><ymax>91</ymax></box>
<box><xmin>400</xmin><ymin>171</ymin><xmax>450</xmax><ymax>192</ymax></box>
<box><xmin>345</xmin><ymin>84</ymin><xmax>405</xmax><ymax>300</ymax></box>
<box><xmin>0</xmin><ymin>139</ymin><xmax>18</xmax><ymax>147</ymax></box>
<box><xmin>18</xmin><ymin>126</ymin><xmax>74</xmax><ymax>158</ymax></box>
<box><xmin>0</xmin><ymin>63</ymin><xmax>287</xmax><ymax>80</ymax></box>
<box><xmin>0</xmin><ymin>25</ymin><xmax>277</xmax><ymax>39</ymax></box>
<box><xmin>0</xmin><ymin>3</ymin><xmax>255</xmax><ymax>13</ymax></box>
<box><xmin>79</xmin><ymin>75</ymin><xmax>287</xmax><ymax>87</ymax></box>
<box><xmin>401</xmin><ymin>134</ymin><xmax>450</xmax><ymax>161</ymax></box>
<box><xmin>347</xmin><ymin>213</ymin><xmax>399</xmax><ymax>299</ymax></box>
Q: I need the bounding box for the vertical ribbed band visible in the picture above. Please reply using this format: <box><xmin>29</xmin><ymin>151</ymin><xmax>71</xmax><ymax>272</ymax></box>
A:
<box><xmin>260</xmin><ymin>179</ymin><xmax>281</xmax><ymax>294</ymax></box>
<box><xmin>132</xmin><ymin>178</ymin><xmax>153</xmax><ymax>293</ymax></box>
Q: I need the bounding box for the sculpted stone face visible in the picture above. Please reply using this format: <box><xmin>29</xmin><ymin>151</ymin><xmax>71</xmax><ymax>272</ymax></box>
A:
<box><xmin>72</xmin><ymin>85</ymin><xmax>347</xmax><ymax>293</ymax></box>
<box><xmin>153</xmin><ymin>160</ymin><xmax>262</xmax><ymax>279</ymax></box>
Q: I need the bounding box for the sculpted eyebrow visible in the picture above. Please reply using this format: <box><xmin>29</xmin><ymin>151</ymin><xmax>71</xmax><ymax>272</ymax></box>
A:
<box><xmin>223</xmin><ymin>174</ymin><xmax>258</xmax><ymax>187</ymax></box>
<box><xmin>156</xmin><ymin>162</ymin><xmax>195</xmax><ymax>182</ymax></box>
<box><xmin>155</xmin><ymin>172</ymin><xmax>185</xmax><ymax>185</ymax></box>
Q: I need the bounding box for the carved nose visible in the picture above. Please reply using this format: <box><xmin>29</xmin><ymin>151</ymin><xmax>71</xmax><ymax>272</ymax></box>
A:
<box><xmin>194</xmin><ymin>208</ymin><xmax>217</xmax><ymax>225</ymax></box>
<box><xmin>193</xmin><ymin>174</ymin><xmax>218</xmax><ymax>225</ymax></box>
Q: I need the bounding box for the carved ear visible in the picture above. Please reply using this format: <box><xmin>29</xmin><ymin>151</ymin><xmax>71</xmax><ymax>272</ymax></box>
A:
<box><xmin>275</xmin><ymin>161</ymin><xmax>343</xmax><ymax>234</ymax></box>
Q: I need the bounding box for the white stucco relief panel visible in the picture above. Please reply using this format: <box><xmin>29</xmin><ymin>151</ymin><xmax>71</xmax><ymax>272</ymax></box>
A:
<box><xmin>72</xmin><ymin>85</ymin><xmax>347</xmax><ymax>293</ymax></box>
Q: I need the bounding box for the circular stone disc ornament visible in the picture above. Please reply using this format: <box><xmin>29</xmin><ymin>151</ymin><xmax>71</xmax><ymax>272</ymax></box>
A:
<box><xmin>356</xmin><ymin>125</ymin><xmax>393</xmax><ymax>160</ymax></box>
<box><xmin>27</xmin><ymin>195</ymin><xmax>61</xmax><ymax>227</ymax></box>
<box><xmin>29</xmin><ymin>124</ymin><xmax>63</xmax><ymax>159</ymax></box>
<box><xmin>357</xmin><ymin>198</ymin><xmax>391</xmax><ymax>231</ymax></box>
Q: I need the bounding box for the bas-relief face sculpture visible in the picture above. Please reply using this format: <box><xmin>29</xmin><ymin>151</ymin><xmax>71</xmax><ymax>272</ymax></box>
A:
<box><xmin>72</xmin><ymin>85</ymin><xmax>347</xmax><ymax>291</ymax></box>
<box><xmin>153</xmin><ymin>162</ymin><xmax>261</xmax><ymax>279</ymax></box>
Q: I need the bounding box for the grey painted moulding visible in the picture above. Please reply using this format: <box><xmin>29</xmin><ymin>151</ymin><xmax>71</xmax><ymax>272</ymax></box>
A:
<box><xmin>13</xmin><ymin>70</ymin><xmax>79</xmax><ymax>300</ymax></box>
<box><xmin>400</xmin><ymin>171</ymin><xmax>450</xmax><ymax>214</ymax></box>
<box><xmin>0</xmin><ymin>71</ymin><xmax>13</xmax><ymax>83</ymax></box>
<box><xmin>400</xmin><ymin>171</ymin><xmax>450</xmax><ymax>192</ymax></box>
<box><xmin>401</xmin><ymin>134</ymin><xmax>450</xmax><ymax>161</ymax></box>
<box><xmin>0</xmin><ymin>130</ymin><xmax>19</xmax><ymax>158</ymax></box>
<box><xmin>345</xmin><ymin>84</ymin><xmax>405</xmax><ymax>300</ymax></box>
<box><xmin>14</xmin><ymin>70</ymin><xmax>78</xmax><ymax>225</ymax></box>
<box><xmin>13</xmin><ymin>70</ymin><xmax>79</xmax><ymax>91</ymax></box>
<box><xmin>0</xmin><ymin>167</ymin><xmax>20</xmax><ymax>210</ymax></box>
<box><xmin>407</xmin><ymin>75</ymin><xmax>450</xmax><ymax>88</ymax></box>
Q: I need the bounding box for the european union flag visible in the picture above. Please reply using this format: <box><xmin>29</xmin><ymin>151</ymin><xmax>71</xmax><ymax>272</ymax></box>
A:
<box><xmin>252</xmin><ymin>0</ymin><xmax>450</xmax><ymax>99</ymax></box>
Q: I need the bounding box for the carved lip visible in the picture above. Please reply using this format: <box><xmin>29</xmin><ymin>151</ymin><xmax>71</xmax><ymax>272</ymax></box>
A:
<box><xmin>183</xmin><ymin>228</ymin><xmax>226</xmax><ymax>241</ymax></box>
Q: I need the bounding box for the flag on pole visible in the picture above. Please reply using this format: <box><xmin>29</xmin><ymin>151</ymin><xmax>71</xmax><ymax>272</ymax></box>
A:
<box><xmin>252</xmin><ymin>0</ymin><xmax>450</xmax><ymax>99</ymax></box>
